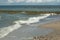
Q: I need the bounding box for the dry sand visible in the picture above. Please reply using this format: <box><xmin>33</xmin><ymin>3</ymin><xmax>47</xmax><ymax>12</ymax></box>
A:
<box><xmin>33</xmin><ymin>20</ymin><xmax>60</xmax><ymax>40</ymax></box>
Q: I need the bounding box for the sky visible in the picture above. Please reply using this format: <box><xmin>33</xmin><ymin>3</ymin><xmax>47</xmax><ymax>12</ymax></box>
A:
<box><xmin>0</xmin><ymin>0</ymin><xmax>60</xmax><ymax>5</ymax></box>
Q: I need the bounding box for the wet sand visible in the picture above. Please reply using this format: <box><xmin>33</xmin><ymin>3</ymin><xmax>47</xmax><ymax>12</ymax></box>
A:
<box><xmin>40</xmin><ymin>20</ymin><xmax>60</xmax><ymax>30</ymax></box>
<box><xmin>35</xmin><ymin>20</ymin><xmax>60</xmax><ymax>40</ymax></box>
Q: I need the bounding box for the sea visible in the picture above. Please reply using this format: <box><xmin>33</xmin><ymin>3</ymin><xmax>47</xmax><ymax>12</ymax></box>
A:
<box><xmin>0</xmin><ymin>5</ymin><xmax>60</xmax><ymax>11</ymax></box>
<box><xmin>0</xmin><ymin>5</ymin><xmax>60</xmax><ymax>40</ymax></box>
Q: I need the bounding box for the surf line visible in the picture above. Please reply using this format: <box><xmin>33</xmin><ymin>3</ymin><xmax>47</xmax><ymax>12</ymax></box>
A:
<box><xmin>0</xmin><ymin>14</ymin><xmax>50</xmax><ymax>38</ymax></box>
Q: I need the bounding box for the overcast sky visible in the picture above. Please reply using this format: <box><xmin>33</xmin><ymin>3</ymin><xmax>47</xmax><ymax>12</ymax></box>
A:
<box><xmin>0</xmin><ymin>0</ymin><xmax>60</xmax><ymax>5</ymax></box>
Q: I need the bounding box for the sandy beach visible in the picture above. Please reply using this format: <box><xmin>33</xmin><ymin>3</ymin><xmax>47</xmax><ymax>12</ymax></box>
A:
<box><xmin>35</xmin><ymin>20</ymin><xmax>60</xmax><ymax>40</ymax></box>
<box><xmin>40</xmin><ymin>20</ymin><xmax>60</xmax><ymax>30</ymax></box>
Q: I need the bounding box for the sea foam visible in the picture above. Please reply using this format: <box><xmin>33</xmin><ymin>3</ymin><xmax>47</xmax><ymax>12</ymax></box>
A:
<box><xmin>18</xmin><ymin>14</ymin><xmax>50</xmax><ymax>25</ymax></box>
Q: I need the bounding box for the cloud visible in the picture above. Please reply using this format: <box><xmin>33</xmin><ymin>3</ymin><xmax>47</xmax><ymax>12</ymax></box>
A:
<box><xmin>15</xmin><ymin>0</ymin><xmax>25</xmax><ymax>2</ymax></box>
<box><xmin>8</xmin><ymin>0</ymin><xmax>14</xmax><ymax>3</ymax></box>
<box><xmin>26</xmin><ymin>0</ymin><xmax>37</xmax><ymax>3</ymax></box>
<box><xmin>8</xmin><ymin>0</ymin><xmax>60</xmax><ymax>3</ymax></box>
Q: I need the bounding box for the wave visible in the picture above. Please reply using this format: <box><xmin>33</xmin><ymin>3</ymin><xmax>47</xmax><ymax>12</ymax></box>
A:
<box><xmin>0</xmin><ymin>14</ymin><xmax>50</xmax><ymax>38</ymax></box>
<box><xmin>18</xmin><ymin>14</ymin><xmax>50</xmax><ymax>25</ymax></box>
<box><xmin>0</xmin><ymin>21</ymin><xmax>22</xmax><ymax>38</ymax></box>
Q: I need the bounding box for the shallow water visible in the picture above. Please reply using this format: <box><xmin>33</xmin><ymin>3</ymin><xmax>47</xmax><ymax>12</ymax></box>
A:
<box><xmin>0</xmin><ymin>13</ymin><xmax>60</xmax><ymax>40</ymax></box>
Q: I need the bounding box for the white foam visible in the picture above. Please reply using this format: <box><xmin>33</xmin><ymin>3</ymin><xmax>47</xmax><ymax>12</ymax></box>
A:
<box><xmin>0</xmin><ymin>21</ymin><xmax>22</xmax><ymax>38</ymax></box>
<box><xmin>19</xmin><ymin>14</ymin><xmax>50</xmax><ymax>25</ymax></box>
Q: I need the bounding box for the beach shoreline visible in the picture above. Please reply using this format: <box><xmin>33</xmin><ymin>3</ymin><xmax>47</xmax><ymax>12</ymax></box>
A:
<box><xmin>36</xmin><ymin>20</ymin><xmax>60</xmax><ymax>40</ymax></box>
<box><xmin>0</xmin><ymin>14</ymin><xmax>60</xmax><ymax>40</ymax></box>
